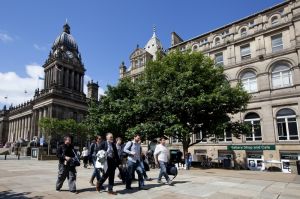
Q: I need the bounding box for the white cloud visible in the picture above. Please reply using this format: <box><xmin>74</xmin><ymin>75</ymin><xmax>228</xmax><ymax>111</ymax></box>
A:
<box><xmin>0</xmin><ymin>66</ymin><xmax>105</xmax><ymax>106</ymax></box>
<box><xmin>0</xmin><ymin>33</ymin><xmax>13</xmax><ymax>43</ymax></box>
<box><xmin>0</xmin><ymin>64</ymin><xmax>44</xmax><ymax>106</ymax></box>
<box><xmin>33</xmin><ymin>44</ymin><xmax>46</xmax><ymax>51</ymax></box>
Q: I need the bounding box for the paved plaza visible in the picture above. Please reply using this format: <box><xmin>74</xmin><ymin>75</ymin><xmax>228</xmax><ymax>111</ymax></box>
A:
<box><xmin>1</xmin><ymin>158</ymin><xmax>300</xmax><ymax>199</ymax></box>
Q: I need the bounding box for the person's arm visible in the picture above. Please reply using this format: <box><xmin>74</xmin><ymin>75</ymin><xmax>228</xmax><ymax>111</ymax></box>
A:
<box><xmin>124</xmin><ymin>141</ymin><xmax>134</xmax><ymax>155</ymax></box>
<box><xmin>56</xmin><ymin>145</ymin><xmax>64</xmax><ymax>161</ymax></box>
<box><xmin>153</xmin><ymin>146</ymin><xmax>160</xmax><ymax>165</ymax></box>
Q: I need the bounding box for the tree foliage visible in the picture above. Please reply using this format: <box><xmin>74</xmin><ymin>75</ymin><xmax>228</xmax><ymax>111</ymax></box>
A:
<box><xmin>86</xmin><ymin>50</ymin><xmax>251</xmax><ymax>153</ymax></box>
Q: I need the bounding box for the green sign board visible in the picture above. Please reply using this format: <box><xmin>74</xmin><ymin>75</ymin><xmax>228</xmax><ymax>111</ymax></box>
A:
<box><xmin>227</xmin><ymin>145</ymin><xmax>276</xmax><ymax>151</ymax></box>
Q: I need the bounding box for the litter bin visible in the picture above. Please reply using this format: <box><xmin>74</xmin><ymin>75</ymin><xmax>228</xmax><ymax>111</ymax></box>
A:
<box><xmin>223</xmin><ymin>159</ymin><xmax>231</xmax><ymax>168</ymax></box>
<box><xmin>296</xmin><ymin>160</ymin><xmax>300</xmax><ymax>175</ymax></box>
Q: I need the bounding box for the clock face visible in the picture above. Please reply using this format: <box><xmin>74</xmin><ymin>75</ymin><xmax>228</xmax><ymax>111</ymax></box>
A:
<box><xmin>66</xmin><ymin>51</ymin><xmax>73</xmax><ymax>58</ymax></box>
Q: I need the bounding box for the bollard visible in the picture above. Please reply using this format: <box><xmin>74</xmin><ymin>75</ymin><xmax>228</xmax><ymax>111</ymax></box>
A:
<box><xmin>5</xmin><ymin>154</ymin><xmax>7</xmax><ymax>160</ymax></box>
<box><xmin>18</xmin><ymin>154</ymin><xmax>20</xmax><ymax>160</ymax></box>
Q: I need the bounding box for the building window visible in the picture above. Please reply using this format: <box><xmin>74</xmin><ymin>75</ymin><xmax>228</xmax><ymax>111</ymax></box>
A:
<box><xmin>195</xmin><ymin>131</ymin><xmax>207</xmax><ymax>142</ymax></box>
<box><xmin>192</xmin><ymin>44</ymin><xmax>198</xmax><ymax>51</ymax></box>
<box><xmin>240</xmin><ymin>44</ymin><xmax>251</xmax><ymax>60</ymax></box>
<box><xmin>271</xmin><ymin>34</ymin><xmax>283</xmax><ymax>52</ymax></box>
<box><xmin>271</xmin><ymin>16</ymin><xmax>279</xmax><ymax>25</ymax></box>
<box><xmin>276</xmin><ymin>108</ymin><xmax>299</xmax><ymax>140</ymax></box>
<box><xmin>241</xmin><ymin>28</ymin><xmax>247</xmax><ymax>37</ymax></box>
<box><xmin>215</xmin><ymin>37</ymin><xmax>221</xmax><ymax>46</ymax></box>
<box><xmin>215</xmin><ymin>52</ymin><xmax>223</xmax><ymax>65</ymax></box>
<box><xmin>241</xmin><ymin>71</ymin><xmax>257</xmax><ymax>93</ymax></box>
<box><xmin>244</xmin><ymin>113</ymin><xmax>262</xmax><ymax>141</ymax></box>
<box><xmin>218</xmin><ymin>131</ymin><xmax>232</xmax><ymax>142</ymax></box>
<box><xmin>271</xmin><ymin>63</ymin><xmax>292</xmax><ymax>88</ymax></box>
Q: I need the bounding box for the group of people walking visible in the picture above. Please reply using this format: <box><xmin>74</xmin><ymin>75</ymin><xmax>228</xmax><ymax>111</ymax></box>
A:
<box><xmin>55</xmin><ymin>133</ymin><xmax>173</xmax><ymax>195</ymax></box>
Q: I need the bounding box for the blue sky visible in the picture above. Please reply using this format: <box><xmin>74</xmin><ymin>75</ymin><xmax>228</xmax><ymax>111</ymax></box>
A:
<box><xmin>0</xmin><ymin>0</ymin><xmax>283</xmax><ymax>107</ymax></box>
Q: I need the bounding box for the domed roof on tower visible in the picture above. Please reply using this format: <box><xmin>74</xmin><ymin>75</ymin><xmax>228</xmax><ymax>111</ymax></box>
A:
<box><xmin>144</xmin><ymin>25</ymin><xmax>163</xmax><ymax>60</ymax></box>
<box><xmin>52</xmin><ymin>22</ymin><xmax>78</xmax><ymax>52</ymax></box>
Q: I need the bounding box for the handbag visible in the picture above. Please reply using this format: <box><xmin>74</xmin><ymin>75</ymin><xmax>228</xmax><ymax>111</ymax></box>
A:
<box><xmin>166</xmin><ymin>163</ymin><xmax>178</xmax><ymax>180</ymax></box>
<box><xmin>69</xmin><ymin>149</ymin><xmax>80</xmax><ymax>167</ymax></box>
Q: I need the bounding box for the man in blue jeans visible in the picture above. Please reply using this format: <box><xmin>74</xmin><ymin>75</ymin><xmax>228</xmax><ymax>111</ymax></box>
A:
<box><xmin>123</xmin><ymin>133</ymin><xmax>145</xmax><ymax>189</ymax></box>
<box><xmin>154</xmin><ymin>137</ymin><xmax>171</xmax><ymax>185</ymax></box>
<box><xmin>89</xmin><ymin>135</ymin><xmax>102</xmax><ymax>187</ymax></box>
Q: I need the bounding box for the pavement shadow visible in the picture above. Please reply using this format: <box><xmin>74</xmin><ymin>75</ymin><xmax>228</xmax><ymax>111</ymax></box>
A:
<box><xmin>76</xmin><ymin>187</ymin><xmax>96</xmax><ymax>193</ymax></box>
<box><xmin>0</xmin><ymin>190</ymin><xmax>44</xmax><ymax>199</ymax></box>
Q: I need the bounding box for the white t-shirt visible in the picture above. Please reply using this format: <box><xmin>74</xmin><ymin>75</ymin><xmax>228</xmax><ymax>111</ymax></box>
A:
<box><xmin>154</xmin><ymin>144</ymin><xmax>169</xmax><ymax>163</ymax></box>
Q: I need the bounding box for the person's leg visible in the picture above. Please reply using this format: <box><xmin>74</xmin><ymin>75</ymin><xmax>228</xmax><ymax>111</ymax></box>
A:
<box><xmin>161</xmin><ymin>162</ymin><xmax>170</xmax><ymax>182</ymax></box>
<box><xmin>56</xmin><ymin>164</ymin><xmax>68</xmax><ymax>191</ymax></box>
<box><xmin>136</xmin><ymin>163</ymin><xmax>144</xmax><ymax>188</ymax></box>
<box><xmin>92</xmin><ymin>159</ymin><xmax>101</xmax><ymax>181</ymax></box>
<box><xmin>107</xmin><ymin>161</ymin><xmax>116</xmax><ymax>191</ymax></box>
<box><xmin>68</xmin><ymin>168</ymin><xmax>77</xmax><ymax>192</ymax></box>
<box><xmin>157</xmin><ymin>161</ymin><xmax>163</xmax><ymax>182</ymax></box>
<box><xmin>126</xmin><ymin>161</ymin><xmax>134</xmax><ymax>189</ymax></box>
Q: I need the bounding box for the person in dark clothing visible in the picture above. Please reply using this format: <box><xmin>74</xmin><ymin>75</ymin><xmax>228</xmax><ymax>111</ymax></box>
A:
<box><xmin>176</xmin><ymin>150</ymin><xmax>183</xmax><ymax>168</ymax></box>
<box><xmin>96</xmin><ymin>133</ymin><xmax>120</xmax><ymax>195</ymax></box>
<box><xmin>115</xmin><ymin>137</ymin><xmax>126</xmax><ymax>183</ymax></box>
<box><xmin>89</xmin><ymin>135</ymin><xmax>103</xmax><ymax>186</ymax></box>
<box><xmin>56</xmin><ymin>135</ymin><xmax>77</xmax><ymax>193</ymax></box>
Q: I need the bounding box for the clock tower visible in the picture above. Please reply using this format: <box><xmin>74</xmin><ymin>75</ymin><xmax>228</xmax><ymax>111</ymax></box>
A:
<box><xmin>43</xmin><ymin>22</ymin><xmax>85</xmax><ymax>94</ymax></box>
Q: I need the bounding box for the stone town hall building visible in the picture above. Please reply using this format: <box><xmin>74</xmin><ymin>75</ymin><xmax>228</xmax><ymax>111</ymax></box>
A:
<box><xmin>0</xmin><ymin>23</ymin><xmax>99</xmax><ymax>145</ymax></box>
<box><xmin>121</xmin><ymin>0</ymin><xmax>300</xmax><ymax>172</ymax></box>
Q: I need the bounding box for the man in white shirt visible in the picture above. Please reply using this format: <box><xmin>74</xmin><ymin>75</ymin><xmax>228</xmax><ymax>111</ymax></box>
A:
<box><xmin>154</xmin><ymin>137</ymin><xmax>171</xmax><ymax>185</ymax></box>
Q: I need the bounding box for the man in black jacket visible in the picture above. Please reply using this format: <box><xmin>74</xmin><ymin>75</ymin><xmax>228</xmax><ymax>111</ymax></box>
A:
<box><xmin>96</xmin><ymin>133</ymin><xmax>120</xmax><ymax>195</ymax></box>
<box><xmin>56</xmin><ymin>135</ymin><xmax>77</xmax><ymax>193</ymax></box>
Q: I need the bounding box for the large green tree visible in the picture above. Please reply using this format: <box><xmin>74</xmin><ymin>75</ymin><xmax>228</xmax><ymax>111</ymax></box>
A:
<box><xmin>130</xmin><ymin>50</ymin><xmax>251</xmax><ymax>153</ymax></box>
<box><xmin>85</xmin><ymin>50</ymin><xmax>251</xmax><ymax>153</ymax></box>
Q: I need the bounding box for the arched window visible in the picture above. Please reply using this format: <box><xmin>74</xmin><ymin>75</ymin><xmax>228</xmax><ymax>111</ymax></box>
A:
<box><xmin>244</xmin><ymin>113</ymin><xmax>262</xmax><ymax>141</ymax></box>
<box><xmin>276</xmin><ymin>108</ymin><xmax>299</xmax><ymax>140</ymax></box>
<box><xmin>241</xmin><ymin>71</ymin><xmax>257</xmax><ymax>93</ymax></box>
<box><xmin>271</xmin><ymin>16</ymin><xmax>279</xmax><ymax>25</ymax></box>
<box><xmin>271</xmin><ymin>63</ymin><xmax>292</xmax><ymax>88</ymax></box>
<box><xmin>241</xmin><ymin>27</ymin><xmax>247</xmax><ymax>37</ymax></box>
<box><xmin>192</xmin><ymin>44</ymin><xmax>198</xmax><ymax>51</ymax></box>
<box><xmin>215</xmin><ymin>37</ymin><xmax>221</xmax><ymax>45</ymax></box>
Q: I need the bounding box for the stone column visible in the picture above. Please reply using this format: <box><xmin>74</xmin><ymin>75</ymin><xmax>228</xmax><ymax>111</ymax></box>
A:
<box><xmin>38</xmin><ymin>109</ymin><xmax>43</xmax><ymax>138</ymax></box>
<box><xmin>76</xmin><ymin>72</ymin><xmax>80</xmax><ymax>91</ymax></box>
<box><xmin>65</xmin><ymin>68</ymin><xmax>69</xmax><ymax>88</ymax></box>
<box><xmin>21</xmin><ymin>117</ymin><xmax>24</xmax><ymax>139</ymax></box>
<box><xmin>80</xmin><ymin>75</ymin><xmax>84</xmax><ymax>93</ymax></box>
<box><xmin>70</xmin><ymin>70</ymin><xmax>74</xmax><ymax>89</ymax></box>
<box><xmin>27</xmin><ymin>116</ymin><xmax>32</xmax><ymax>141</ymax></box>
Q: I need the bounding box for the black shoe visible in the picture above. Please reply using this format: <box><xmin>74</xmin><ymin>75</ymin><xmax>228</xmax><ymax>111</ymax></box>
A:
<box><xmin>126</xmin><ymin>187</ymin><xmax>133</xmax><ymax>190</ymax></box>
<box><xmin>108</xmin><ymin>190</ymin><xmax>117</xmax><ymax>195</ymax></box>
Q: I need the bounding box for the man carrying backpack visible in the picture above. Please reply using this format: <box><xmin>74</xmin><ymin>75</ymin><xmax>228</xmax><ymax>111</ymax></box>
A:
<box><xmin>123</xmin><ymin>133</ymin><xmax>145</xmax><ymax>190</ymax></box>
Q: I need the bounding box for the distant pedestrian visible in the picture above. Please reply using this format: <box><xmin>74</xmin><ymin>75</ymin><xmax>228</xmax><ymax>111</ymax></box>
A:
<box><xmin>185</xmin><ymin>153</ymin><xmax>192</xmax><ymax>170</ymax></box>
<box><xmin>154</xmin><ymin>137</ymin><xmax>171</xmax><ymax>185</ymax></box>
<box><xmin>56</xmin><ymin>135</ymin><xmax>77</xmax><ymax>193</ymax></box>
<box><xmin>81</xmin><ymin>147</ymin><xmax>89</xmax><ymax>168</ymax></box>
<box><xmin>176</xmin><ymin>150</ymin><xmax>183</xmax><ymax>168</ymax></box>
<box><xmin>89</xmin><ymin>135</ymin><xmax>103</xmax><ymax>186</ymax></box>
<box><xmin>96</xmin><ymin>133</ymin><xmax>120</xmax><ymax>195</ymax></box>
<box><xmin>123</xmin><ymin>133</ymin><xmax>145</xmax><ymax>190</ymax></box>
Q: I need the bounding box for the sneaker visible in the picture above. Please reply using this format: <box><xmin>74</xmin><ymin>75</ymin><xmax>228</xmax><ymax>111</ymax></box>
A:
<box><xmin>126</xmin><ymin>187</ymin><xmax>133</xmax><ymax>190</ymax></box>
<box><xmin>55</xmin><ymin>189</ymin><xmax>61</xmax><ymax>192</ymax></box>
<box><xmin>157</xmin><ymin>180</ymin><xmax>162</xmax><ymax>184</ymax></box>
